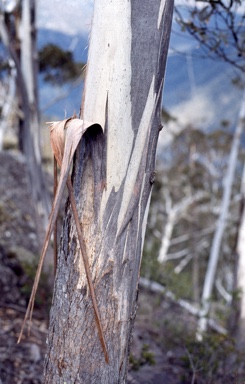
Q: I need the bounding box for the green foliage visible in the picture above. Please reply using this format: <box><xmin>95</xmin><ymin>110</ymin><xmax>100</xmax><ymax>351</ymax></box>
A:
<box><xmin>141</xmin><ymin>256</ymin><xmax>195</xmax><ymax>300</ymax></box>
<box><xmin>161</xmin><ymin>107</ymin><xmax>177</xmax><ymax>124</ymax></box>
<box><xmin>150</xmin><ymin>298</ymin><xmax>244</xmax><ymax>383</ymax></box>
<box><xmin>141</xmin><ymin>251</ymin><xmax>162</xmax><ymax>282</ymax></box>
<box><xmin>163</xmin><ymin>262</ymin><xmax>194</xmax><ymax>299</ymax></box>
<box><xmin>0</xmin><ymin>58</ymin><xmax>9</xmax><ymax>77</ymax></box>
<box><xmin>39</xmin><ymin>43</ymin><xmax>85</xmax><ymax>84</ymax></box>
<box><xmin>175</xmin><ymin>1</ymin><xmax>245</xmax><ymax>73</ymax></box>
<box><xmin>142</xmin><ymin>123</ymin><xmax>244</xmax><ymax>309</ymax></box>
<box><xmin>180</xmin><ymin>334</ymin><xmax>244</xmax><ymax>383</ymax></box>
<box><xmin>20</xmin><ymin>259</ymin><xmax>52</xmax><ymax>313</ymax></box>
<box><xmin>129</xmin><ymin>344</ymin><xmax>156</xmax><ymax>371</ymax></box>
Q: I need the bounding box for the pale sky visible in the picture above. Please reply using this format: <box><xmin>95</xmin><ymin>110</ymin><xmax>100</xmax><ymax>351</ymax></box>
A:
<box><xmin>36</xmin><ymin>0</ymin><xmax>245</xmax><ymax>37</ymax></box>
<box><xmin>37</xmin><ymin>0</ymin><xmax>94</xmax><ymax>35</ymax></box>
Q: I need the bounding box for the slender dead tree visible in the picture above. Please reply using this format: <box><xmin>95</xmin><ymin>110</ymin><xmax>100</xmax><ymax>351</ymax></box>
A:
<box><xmin>234</xmin><ymin>91</ymin><xmax>245</xmax><ymax>346</ymax></box>
<box><xmin>0</xmin><ymin>0</ymin><xmax>50</xmax><ymax>226</ymax></box>
<box><xmin>43</xmin><ymin>0</ymin><xmax>174</xmax><ymax>382</ymax></box>
<box><xmin>197</xmin><ymin>89</ymin><xmax>245</xmax><ymax>338</ymax></box>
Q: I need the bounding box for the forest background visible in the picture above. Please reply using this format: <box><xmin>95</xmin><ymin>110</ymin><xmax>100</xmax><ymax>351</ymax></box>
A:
<box><xmin>0</xmin><ymin>0</ymin><xmax>245</xmax><ymax>383</ymax></box>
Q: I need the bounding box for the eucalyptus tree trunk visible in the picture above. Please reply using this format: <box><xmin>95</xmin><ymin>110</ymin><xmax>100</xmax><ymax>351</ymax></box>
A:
<box><xmin>20</xmin><ymin>0</ymin><xmax>41</xmax><ymax>163</ymax></box>
<box><xmin>18</xmin><ymin>0</ymin><xmax>50</xmax><ymax>225</ymax></box>
<box><xmin>0</xmin><ymin>60</ymin><xmax>16</xmax><ymax>150</ymax></box>
<box><xmin>0</xmin><ymin>1</ymin><xmax>50</xmax><ymax>226</ymax></box>
<box><xmin>235</xmin><ymin>90</ymin><xmax>245</xmax><ymax>347</ymax></box>
<box><xmin>197</xmin><ymin>89</ymin><xmax>245</xmax><ymax>338</ymax></box>
<box><xmin>44</xmin><ymin>0</ymin><xmax>174</xmax><ymax>382</ymax></box>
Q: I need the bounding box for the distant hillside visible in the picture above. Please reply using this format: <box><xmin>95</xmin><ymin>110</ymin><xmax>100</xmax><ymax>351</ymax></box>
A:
<box><xmin>163</xmin><ymin>50</ymin><xmax>241</xmax><ymax>129</ymax></box>
<box><xmin>38</xmin><ymin>28</ymin><xmax>87</xmax><ymax>119</ymax></box>
<box><xmin>38</xmin><ymin>28</ymin><xmax>89</xmax><ymax>63</ymax></box>
<box><xmin>38</xmin><ymin>27</ymin><xmax>242</xmax><ymax>133</ymax></box>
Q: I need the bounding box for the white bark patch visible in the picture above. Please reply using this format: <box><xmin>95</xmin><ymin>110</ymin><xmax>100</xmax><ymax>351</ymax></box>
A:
<box><xmin>117</xmin><ymin>76</ymin><xmax>156</xmax><ymax>233</ymax></box>
<box><xmin>140</xmin><ymin>186</ymin><xmax>152</xmax><ymax>255</ymax></box>
<box><xmin>82</xmin><ymin>0</ymin><xmax>133</xmax><ymax>200</ymax></box>
<box><xmin>136</xmin><ymin>173</ymin><xmax>148</xmax><ymax>251</ymax></box>
<box><xmin>122</xmin><ymin>225</ymin><xmax>130</xmax><ymax>265</ymax></box>
<box><xmin>198</xmin><ymin>89</ymin><xmax>245</xmax><ymax>336</ymax></box>
<box><xmin>115</xmin><ymin>280</ymin><xmax>130</xmax><ymax>357</ymax></box>
<box><xmin>20</xmin><ymin>0</ymin><xmax>34</xmax><ymax>104</ymax></box>
<box><xmin>238</xmin><ymin>208</ymin><xmax>245</xmax><ymax>320</ymax></box>
<box><xmin>157</xmin><ymin>0</ymin><xmax>166</xmax><ymax>29</ymax></box>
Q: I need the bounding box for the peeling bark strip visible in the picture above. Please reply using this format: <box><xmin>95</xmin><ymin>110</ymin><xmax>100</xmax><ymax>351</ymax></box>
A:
<box><xmin>18</xmin><ymin>118</ymin><xmax>108</xmax><ymax>362</ymax></box>
<box><xmin>44</xmin><ymin>1</ymin><xmax>174</xmax><ymax>383</ymax></box>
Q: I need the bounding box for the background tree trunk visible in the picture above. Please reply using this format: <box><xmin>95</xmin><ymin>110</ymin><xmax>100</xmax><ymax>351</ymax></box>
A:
<box><xmin>44</xmin><ymin>0</ymin><xmax>174</xmax><ymax>382</ymax></box>
<box><xmin>197</xmin><ymin>89</ymin><xmax>245</xmax><ymax>338</ymax></box>
<box><xmin>0</xmin><ymin>1</ymin><xmax>50</xmax><ymax>227</ymax></box>
<box><xmin>235</xmin><ymin>90</ymin><xmax>245</xmax><ymax>347</ymax></box>
<box><xmin>0</xmin><ymin>60</ymin><xmax>16</xmax><ymax>150</ymax></box>
<box><xmin>18</xmin><ymin>0</ymin><xmax>50</xmax><ymax>226</ymax></box>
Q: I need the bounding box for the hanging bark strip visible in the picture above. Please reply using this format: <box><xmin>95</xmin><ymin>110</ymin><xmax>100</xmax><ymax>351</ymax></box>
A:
<box><xmin>44</xmin><ymin>1</ymin><xmax>174</xmax><ymax>380</ymax></box>
<box><xmin>53</xmin><ymin>157</ymin><xmax>58</xmax><ymax>276</ymax></box>
<box><xmin>18</xmin><ymin>117</ymin><xmax>109</xmax><ymax>363</ymax></box>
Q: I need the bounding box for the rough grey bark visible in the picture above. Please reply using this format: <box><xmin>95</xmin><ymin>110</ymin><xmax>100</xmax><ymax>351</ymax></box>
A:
<box><xmin>44</xmin><ymin>1</ymin><xmax>174</xmax><ymax>383</ymax></box>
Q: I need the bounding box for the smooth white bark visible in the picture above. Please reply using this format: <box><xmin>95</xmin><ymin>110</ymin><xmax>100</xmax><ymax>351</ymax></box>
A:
<box><xmin>237</xmin><ymin>105</ymin><xmax>245</xmax><ymax>339</ymax></box>
<box><xmin>198</xmin><ymin>89</ymin><xmax>245</xmax><ymax>336</ymax></box>
<box><xmin>158</xmin><ymin>190</ymin><xmax>208</xmax><ymax>263</ymax></box>
<box><xmin>139</xmin><ymin>277</ymin><xmax>227</xmax><ymax>335</ymax></box>
<box><xmin>0</xmin><ymin>61</ymin><xmax>16</xmax><ymax>150</ymax></box>
<box><xmin>0</xmin><ymin>1</ymin><xmax>50</xmax><ymax>226</ymax></box>
<box><xmin>20</xmin><ymin>0</ymin><xmax>42</xmax><ymax>165</ymax></box>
